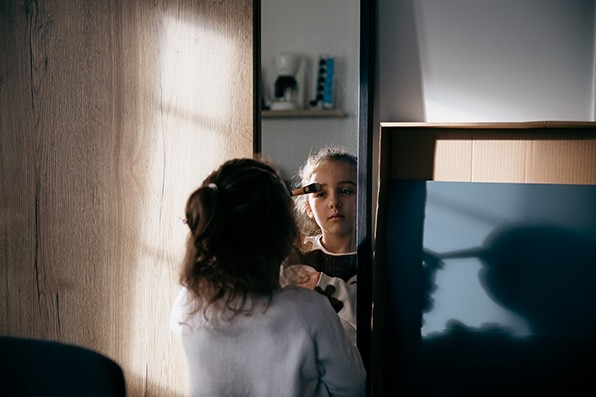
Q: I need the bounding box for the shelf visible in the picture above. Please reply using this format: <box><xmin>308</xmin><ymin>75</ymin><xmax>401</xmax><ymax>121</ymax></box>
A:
<box><xmin>261</xmin><ymin>108</ymin><xmax>347</xmax><ymax>119</ymax></box>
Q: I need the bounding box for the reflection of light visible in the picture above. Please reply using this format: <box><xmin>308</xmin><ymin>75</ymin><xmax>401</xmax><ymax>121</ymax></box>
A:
<box><xmin>127</xmin><ymin>14</ymin><xmax>236</xmax><ymax>396</ymax></box>
<box><xmin>423</xmin><ymin>94</ymin><xmax>543</xmax><ymax>123</ymax></box>
<box><xmin>156</xmin><ymin>15</ymin><xmax>236</xmax><ymax>177</ymax></box>
<box><xmin>161</xmin><ymin>17</ymin><xmax>233</xmax><ymax>120</ymax></box>
<box><xmin>424</xmin><ymin>96</ymin><xmax>485</xmax><ymax>122</ymax></box>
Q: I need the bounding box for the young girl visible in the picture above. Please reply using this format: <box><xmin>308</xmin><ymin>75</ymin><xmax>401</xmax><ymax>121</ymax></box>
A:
<box><xmin>281</xmin><ymin>147</ymin><xmax>358</xmax><ymax>344</ymax></box>
<box><xmin>170</xmin><ymin>158</ymin><xmax>365</xmax><ymax>397</ymax></box>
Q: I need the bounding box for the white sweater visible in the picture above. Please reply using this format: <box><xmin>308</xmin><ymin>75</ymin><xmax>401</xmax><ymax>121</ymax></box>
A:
<box><xmin>170</xmin><ymin>285</ymin><xmax>366</xmax><ymax>397</ymax></box>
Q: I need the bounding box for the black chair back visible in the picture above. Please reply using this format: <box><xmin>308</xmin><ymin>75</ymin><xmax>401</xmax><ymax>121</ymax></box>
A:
<box><xmin>0</xmin><ymin>336</ymin><xmax>126</xmax><ymax>396</ymax></box>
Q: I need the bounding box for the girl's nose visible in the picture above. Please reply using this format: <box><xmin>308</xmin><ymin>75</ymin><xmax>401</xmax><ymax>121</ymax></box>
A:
<box><xmin>328</xmin><ymin>194</ymin><xmax>342</xmax><ymax>208</ymax></box>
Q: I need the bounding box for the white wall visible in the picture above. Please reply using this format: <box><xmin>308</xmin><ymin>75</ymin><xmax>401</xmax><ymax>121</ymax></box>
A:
<box><xmin>261</xmin><ymin>0</ymin><xmax>359</xmax><ymax>180</ymax></box>
<box><xmin>379</xmin><ymin>0</ymin><xmax>596</xmax><ymax>122</ymax></box>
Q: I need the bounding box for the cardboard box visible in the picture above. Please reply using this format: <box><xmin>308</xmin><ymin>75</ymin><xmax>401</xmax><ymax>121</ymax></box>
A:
<box><xmin>380</xmin><ymin>121</ymin><xmax>596</xmax><ymax>184</ymax></box>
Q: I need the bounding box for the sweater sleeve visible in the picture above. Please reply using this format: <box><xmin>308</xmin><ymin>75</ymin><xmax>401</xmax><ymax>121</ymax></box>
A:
<box><xmin>305</xmin><ymin>292</ymin><xmax>366</xmax><ymax>397</ymax></box>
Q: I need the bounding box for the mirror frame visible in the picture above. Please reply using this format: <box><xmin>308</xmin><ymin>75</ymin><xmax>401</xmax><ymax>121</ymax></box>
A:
<box><xmin>253</xmin><ymin>0</ymin><xmax>375</xmax><ymax>391</ymax></box>
<box><xmin>356</xmin><ymin>0</ymin><xmax>375</xmax><ymax>392</ymax></box>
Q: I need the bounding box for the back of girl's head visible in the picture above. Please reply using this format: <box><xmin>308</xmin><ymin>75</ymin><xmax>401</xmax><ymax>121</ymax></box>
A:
<box><xmin>295</xmin><ymin>146</ymin><xmax>357</xmax><ymax>235</ymax></box>
<box><xmin>181</xmin><ymin>158</ymin><xmax>298</xmax><ymax>311</ymax></box>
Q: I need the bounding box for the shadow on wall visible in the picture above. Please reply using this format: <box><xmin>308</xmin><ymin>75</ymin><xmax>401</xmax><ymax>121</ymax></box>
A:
<box><xmin>418</xmin><ymin>225</ymin><xmax>596</xmax><ymax>396</ymax></box>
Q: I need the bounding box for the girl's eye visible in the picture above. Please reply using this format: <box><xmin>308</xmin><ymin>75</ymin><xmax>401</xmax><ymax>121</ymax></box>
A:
<box><xmin>340</xmin><ymin>188</ymin><xmax>354</xmax><ymax>195</ymax></box>
<box><xmin>314</xmin><ymin>191</ymin><xmax>326</xmax><ymax>198</ymax></box>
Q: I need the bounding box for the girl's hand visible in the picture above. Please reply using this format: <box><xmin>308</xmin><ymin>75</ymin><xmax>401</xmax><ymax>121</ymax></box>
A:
<box><xmin>298</xmin><ymin>271</ymin><xmax>321</xmax><ymax>289</ymax></box>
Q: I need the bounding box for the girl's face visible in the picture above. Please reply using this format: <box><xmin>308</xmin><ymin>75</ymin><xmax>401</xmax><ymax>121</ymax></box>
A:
<box><xmin>306</xmin><ymin>160</ymin><xmax>357</xmax><ymax>239</ymax></box>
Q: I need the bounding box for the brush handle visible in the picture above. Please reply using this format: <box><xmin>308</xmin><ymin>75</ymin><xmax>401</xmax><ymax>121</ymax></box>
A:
<box><xmin>291</xmin><ymin>183</ymin><xmax>321</xmax><ymax>196</ymax></box>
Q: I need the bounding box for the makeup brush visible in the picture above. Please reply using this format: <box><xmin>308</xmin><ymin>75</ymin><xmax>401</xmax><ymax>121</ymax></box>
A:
<box><xmin>291</xmin><ymin>183</ymin><xmax>322</xmax><ymax>196</ymax></box>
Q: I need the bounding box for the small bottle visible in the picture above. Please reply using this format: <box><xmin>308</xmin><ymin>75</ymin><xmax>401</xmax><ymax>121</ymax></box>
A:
<box><xmin>322</xmin><ymin>57</ymin><xmax>334</xmax><ymax>109</ymax></box>
<box><xmin>310</xmin><ymin>55</ymin><xmax>335</xmax><ymax>109</ymax></box>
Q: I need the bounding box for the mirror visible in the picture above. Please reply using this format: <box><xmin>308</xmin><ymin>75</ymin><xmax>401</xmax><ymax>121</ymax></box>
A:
<box><xmin>254</xmin><ymin>0</ymin><xmax>373</xmax><ymax>375</ymax></box>
<box><xmin>258</xmin><ymin>0</ymin><xmax>360</xmax><ymax>181</ymax></box>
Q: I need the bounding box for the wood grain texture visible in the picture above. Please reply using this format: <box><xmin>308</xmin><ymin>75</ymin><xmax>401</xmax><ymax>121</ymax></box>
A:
<box><xmin>0</xmin><ymin>0</ymin><xmax>254</xmax><ymax>395</ymax></box>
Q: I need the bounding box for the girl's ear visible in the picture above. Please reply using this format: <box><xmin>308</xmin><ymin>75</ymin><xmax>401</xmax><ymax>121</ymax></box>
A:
<box><xmin>305</xmin><ymin>201</ymin><xmax>314</xmax><ymax>219</ymax></box>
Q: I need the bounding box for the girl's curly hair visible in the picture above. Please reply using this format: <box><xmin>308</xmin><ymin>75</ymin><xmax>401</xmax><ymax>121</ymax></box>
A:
<box><xmin>180</xmin><ymin>158</ymin><xmax>298</xmax><ymax>321</ymax></box>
